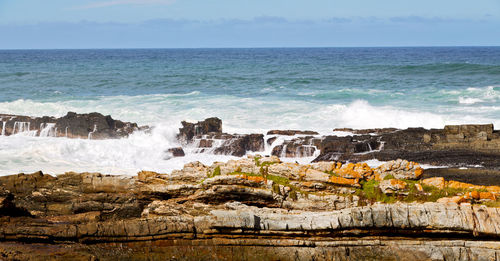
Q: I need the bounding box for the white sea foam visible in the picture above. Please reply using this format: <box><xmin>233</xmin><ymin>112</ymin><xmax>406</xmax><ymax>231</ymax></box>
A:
<box><xmin>458</xmin><ymin>97</ymin><xmax>484</xmax><ymax>105</ymax></box>
<box><xmin>0</xmin><ymin>123</ymin><xmax>238</xmax><ymax>176</ymax></box>
<box><xmin>1</xmin><ymin>93</ymin><xmax>500</xmax><ymax>176</ymax></box>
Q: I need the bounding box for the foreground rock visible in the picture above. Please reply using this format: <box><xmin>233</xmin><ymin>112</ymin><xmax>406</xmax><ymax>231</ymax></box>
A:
<box><xmin>0</xmin><ymin>112</ymin><xmax>145</xmax><ymax>139</ymax></box>
<box><xmin>0</xmin><ymin>157</ymin><xmax>499</xmax><ymax>260</ymax></box>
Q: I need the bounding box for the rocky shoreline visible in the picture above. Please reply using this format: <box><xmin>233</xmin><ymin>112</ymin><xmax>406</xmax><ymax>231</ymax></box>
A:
<box><xmin>1</xmin><ymin>156</ymin><xmax>500</xmax><ymax>260</ymax></box>
<box><xmin>1</xmin><ymin>112</ymin><xmax>500</xmax><ymax>260</ymax></box>
<box><xmin>3</xmin><ymin>112</ymin><xmax>500</xmax><ymax>170</ymax></box>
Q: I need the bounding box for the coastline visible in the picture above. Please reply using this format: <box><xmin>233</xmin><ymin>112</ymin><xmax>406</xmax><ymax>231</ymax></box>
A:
<box><xmin>1</xmin><ymin>112</ymin><xmax>500</xmax><ymax>260</ymax></box>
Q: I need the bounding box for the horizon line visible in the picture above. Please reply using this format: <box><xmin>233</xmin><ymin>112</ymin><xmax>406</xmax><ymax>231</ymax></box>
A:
<box><xmin>1</xmin><ymin>45</ymin><xmax>500</xmax><ymax>51</ymax></box>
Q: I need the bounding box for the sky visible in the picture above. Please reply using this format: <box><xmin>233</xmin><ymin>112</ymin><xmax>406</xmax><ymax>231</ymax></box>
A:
<box><xmin>0</xmin><ymin>0</ymin><xmax>499</xmax><ymax>48</ymax></box>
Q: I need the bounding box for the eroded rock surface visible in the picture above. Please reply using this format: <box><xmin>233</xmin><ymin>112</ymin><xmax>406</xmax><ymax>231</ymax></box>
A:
<box><xmin>0</xmin><ymin>157</ymin><xmax>499</xmax><ymax>260</ymax></box>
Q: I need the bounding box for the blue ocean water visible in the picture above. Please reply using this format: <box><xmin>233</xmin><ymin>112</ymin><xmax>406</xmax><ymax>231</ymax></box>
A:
<box><xmin>0</xmin><ymin>47</ymin><xmax>499</xmax><ymax>174</ymax></box>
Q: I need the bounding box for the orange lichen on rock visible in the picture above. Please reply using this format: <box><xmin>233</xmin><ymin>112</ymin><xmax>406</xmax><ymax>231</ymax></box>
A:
<box><xmin>328</xmin><ymin>176</ymin><xmax>360</xmax><ymax>187</ymax></box>
<box><xmin>333</xmin><ymin>162</ymin><xmax>372</xmax><ymax>179</ymax></box>
<box><xmin>237</xmin><ymin>175</ymin><xmax>266</xmax><ymax>183</ymax></box>
<box><xmin>414</xmin><ymin>167</ymin><xmax>424</xmax><ymax>179</ymax></box>
<box><xmin>422</xmin><ymin>177</ymin><xmax>446</xmax><ymax>190</ymax></box>
<box><xmin>480</xmin><ymin>192</ymin><xmax>496</xmax><ymax>201</ymax></box>
<box><xmin>447</xmin><ymin>180</ymin><xmax>479</xmax><ymax>190</ymax></box>
<box><xmin>389</xmin><ymin>179</ymin><xmax>407</xmax><ymax>189</ymax></box>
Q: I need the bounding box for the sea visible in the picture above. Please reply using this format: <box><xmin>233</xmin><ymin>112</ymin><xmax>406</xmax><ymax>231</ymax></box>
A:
<box><xmin>0</xmin><ymin>47</ymin><xmax>499</xmax><ymax>175</ymax></box>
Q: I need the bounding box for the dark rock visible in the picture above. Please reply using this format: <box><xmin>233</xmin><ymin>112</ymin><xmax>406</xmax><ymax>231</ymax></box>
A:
<box><xmin>333</xmin><ymin>128</ymin><xmax>398</xmax><ymax>135</ymax></box>
<box><xmin>423</xmin><ymin>167</ymin><xmax>500</xmax><ymax>186</ymax></box>
<box><xmin>0</xmin><ymin>112</ymin><xmax>142</xmax><ymax>139</ymax></box>
<box><xmin>166</xmin><ymin>147</ymin><xmax>185</xmax><ymax>157</ymax></box>
<box><xmin>318</xmin><ymin>135</ymin><xmax>380</xmax><ymax>155</ymax></box>
<box><xmin>198</xmin><ymin>139</ymin><xmax>214</xmax><ymax>148</ymax></box>
<box><xmin>214</xmin><ymin>134</ymin><xmax>264</xmax><ymax>157</ymax></box>
<box><xmin>177</xmin><ymin>118</ymin><xmax>264</xmax><ymax>156</ymax></box>
<box><xmin>315</xmin><ymin>124</ymin><xmax>500</xmax><ymax>169</ymax></box>
<box><xmin>178</xmin><ymin>117</ymin><xmax>222</xmax><ymax>143</ymax></box>
<box><xmin>267</xmin><ymin>130</ymin><xmax>319</xmax><ymax>136</ymax></box>
<box><xmin>0</xmin><ymin>194</ymin><xmax>32</xmax><ymax>217</ymax></box>
<box><xmin>271</xmin><ymin>136</ymin><xmax>320</xmax><ymax>158</ymax></box>
<box><xmin>266</xmin><ymin>136</ymin><xmax>277</xmax><ymax>146</ymax></box>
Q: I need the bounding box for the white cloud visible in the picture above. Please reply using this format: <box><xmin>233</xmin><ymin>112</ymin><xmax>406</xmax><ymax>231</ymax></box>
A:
<box><xmin>76</xmin><ymin>0</ymin><xmax>176</xmax><ymax>9</ymax></box>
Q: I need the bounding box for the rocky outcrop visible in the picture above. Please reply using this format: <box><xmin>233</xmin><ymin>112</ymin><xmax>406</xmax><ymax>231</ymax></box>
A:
<box><xmin>315</xmin><ymin>124</ymin><xmax>500</xmax><ymax>170</ymax></box>
<box><xmin>271</xmin><ymin>136</ymin><xmax>320</xmax><ymax>157</ymax></box>
<box><xmin>178</xmin><ymin>118</ymin><xmax>265</xmax><ymax>157</ymax></box>
<box><xmin>178</xmin><ymin>117</ymin><xmax>223</xmax><ymax>142</ymax></box>
<box><xmin>0</xmin><ymin>112</ymin><xmax>143</xmax><ymax>139</ymax></box>
<box><xmin>0</xmin><ymin>157</ymin><xmax>499</xmax><ymax>260</ymax></box>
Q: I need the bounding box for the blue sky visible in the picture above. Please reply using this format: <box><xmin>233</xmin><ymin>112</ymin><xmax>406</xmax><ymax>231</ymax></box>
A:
<box><xmin>0</xmin><ymin>0</ymin><xmax>499</xmax><ymax>48</ymax></box>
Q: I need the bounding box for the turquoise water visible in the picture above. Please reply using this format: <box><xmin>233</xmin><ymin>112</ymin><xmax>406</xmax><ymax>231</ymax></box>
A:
<box><xmin>0</xmin><ymin>47</ymin><xmax>499</xmax><ymax>174</ymax></box>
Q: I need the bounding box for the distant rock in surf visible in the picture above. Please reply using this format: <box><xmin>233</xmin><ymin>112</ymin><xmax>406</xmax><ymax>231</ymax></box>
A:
<box><xmin>0</xmin><ymin>112</ymin><xmax>145</xmax><ymax>139</ymax></box>
<box><xmin>178</xmin><ymin>117</ymin><xmax>264</xmax><ymax>157</ymax></box>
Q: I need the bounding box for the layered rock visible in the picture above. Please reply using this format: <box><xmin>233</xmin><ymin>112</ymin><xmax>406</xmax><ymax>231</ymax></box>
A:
<box><xmin>271</xmin><ymin>136</ymin><xmax>321</xmax><ymax>157</ymax></box>
<box><xmin>178</xmin><ymin>117</ymin><xmax>265</xmax><ymax>157</ymax></box>
<box><xmin>0</xmin><ymin>156</ymin><xmax>499</xmax><ymax>260</ymax></box>
<box><xmin>0</xmin><ymin>112</ymin><xmax>143</xmax><ymax>139</ymax></box>
<box><xmin>315</xmin><ymin>124</ymin><xmax>500</xmax><ymax>170</ymax></box>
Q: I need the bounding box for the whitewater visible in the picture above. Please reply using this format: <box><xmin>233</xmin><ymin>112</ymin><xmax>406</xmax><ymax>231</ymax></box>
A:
<box><xmin>0</xmin><ymin>47</ymin><xmax>499</xmax><ymax>175</ymax></box>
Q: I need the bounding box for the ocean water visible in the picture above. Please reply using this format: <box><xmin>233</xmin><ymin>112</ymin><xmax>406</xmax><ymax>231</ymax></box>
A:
<box><xmin>0</xmin><ymin>47</ymin><xmax>499</xmax><ymax>175</ymax></box>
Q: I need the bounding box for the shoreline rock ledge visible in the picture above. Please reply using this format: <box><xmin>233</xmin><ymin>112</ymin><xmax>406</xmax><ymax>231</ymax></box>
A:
<box><xmin>1</xmin><ymin>156</ymin><xmax>499</xmax><ymax>260</ymax></box>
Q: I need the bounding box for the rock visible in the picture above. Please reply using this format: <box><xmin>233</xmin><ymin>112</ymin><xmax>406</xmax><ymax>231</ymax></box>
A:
<box><xmin>303</xmin><ymin>169</ymin><xmax>331</xmax><ymax>182</ymax></box>
<box><xmin>316</xmin><ymin>124</ymin><xmax>500</xmax><ymax>170</ymax></box>
<box><xmin>334</xmin><ymin>162</ymin><xmax>372</xmax><ymax>179</ymax></box>
<box><xmin>422</xmin><ymin>177</ymin><xmax>446</xmax><ymax>189</ymax></box>
<box><xmin>256</xmin><ymin>155</ymin><xmax>281</xmax><ymax>165</ymax></box>
<box><xmin>0</xmin><ymin>159</ymin><xmax>499</xmax><ymax>260</ymax></box>
<box><xmin>214</xmin><ymin>134</ymin><xmax>265</xmax><ymax>157</ymax></box>
<box><xmin>436</xmin><ymin>196</ymin><xmax>467</xmax><ymax>204</ymax></box>
<box><xmin>333</xmin><ymin>127</ymin><xmax>398</xmax><ymax>135</ymax></box>
<box><xmin>374</xmin><ymin>159</ymin><xmax>423</xmax><ymax>180</ymax></box>
<box><xmin>266</xmin><ymin>136</ymin><xmax>277</xmax><ymax>145</ymax></box>
<box><xmin>198</xmin><ymin>139</ymin><xmax>214</xmax><ymax>147</ymax></box>
<box><xmin>310</xmin><ymin>162</ymin><xmax>335</xmax><ymax>172</ymax></box>
<box><xmin>166</xmin><ymin>147</ymin><xmax>185</xmax><ymax>157</ymax></box>
<box><xmin>0</xmin><ymin>112</ymin><xmax>142</xmax><ymax>139</ymax></box>
<box><xmin>178</xmin><ymin>117</ymin><xmax>222</xmax><ymax>142</ymax></box>
<box><xmin>379</xmin><ymin>179</ymin><xmax>407</xmax><ymax>194</ymax></box>
<box><xmin>328</xmin><ymin>176</ymin><xmax>360</xmax><ymax>187</ymax></box>
<box><xmin>480</xmin><ymin>192</ymin><xmax>496</xmax><ymax>201</ymax></box>
<box><xmin>177</xmin><ymin>118</ymin><xmax>264</xmax><ymax>156</ymax></box>
<box><xmin>266</xmin><ymin>130</ymin><xmax>319</xmax><ymax>136</ymax></box>
<box><xmin>271</xmin><ymin>136</ymin><xmax>320</xmax><ymax>158</ymax></box>
<box><xmin>422</xmin><ymin>168</ymin><xmax>500</xmax><ymax>186</ymax></box>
